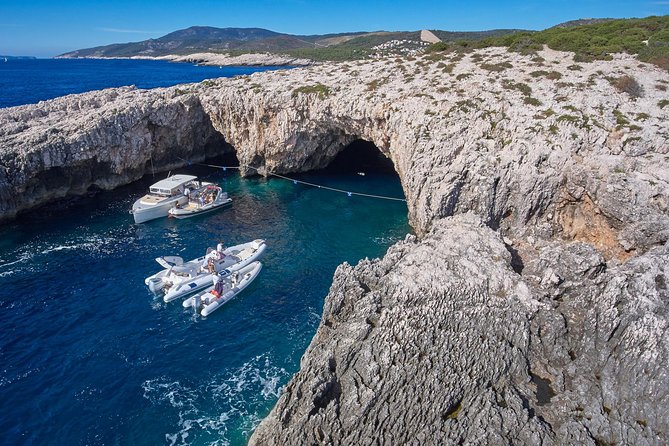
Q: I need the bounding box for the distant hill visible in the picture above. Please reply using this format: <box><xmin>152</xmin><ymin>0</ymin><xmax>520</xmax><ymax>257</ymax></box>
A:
<box><xmin>426</xmin><ymin>15</ymin><xmax>669</xmax><ymax>71</ymax></box>
<box><xmin>58</xmin><ymin>26</ymin><xmax>372</xmax><ymax>58</ymax></box>
<box><xmin>551</xmin><ymin>18</ymin><xmax>615</xmax><ymax>29</ymax></box>
<box><xmin>430</xmin><ymin>29</ymin><xmax>524</xmax><ymax>42</ymax></box>
<box><xmin>58</xmin><ymin>26</ymin><xmax>525</xmax><ymax>60</ymax></box>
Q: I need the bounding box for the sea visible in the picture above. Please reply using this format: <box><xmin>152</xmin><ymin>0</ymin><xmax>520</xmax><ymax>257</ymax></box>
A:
<box><xmin>0</xmin><ymin>59</ymin><xmax>410</xmax><ymax>445</ymax></box>
<box><xmin>0</xmin><ymin>58</ymin><xmax>285</xmax><ymax>108</ymax></box>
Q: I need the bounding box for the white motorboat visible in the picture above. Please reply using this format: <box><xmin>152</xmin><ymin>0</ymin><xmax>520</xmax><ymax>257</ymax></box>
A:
<box><xmin>144</xmin><ymin>239</ymin><xmax>267</xmax><ymax>302</ymax></box>
<box><xmin>168</xmin><ymin>184</ymin><xmax>232</xmax><ymax>219</ymax></box>
<box><xmin>183</xmin><ymin>261</ymin><xmax>262</xmax><ymax>317</ymax></box>
<box><xmin>131</xmin><ymin>174</ymin><xmax>207</xmax><ymax>224</ymax></box>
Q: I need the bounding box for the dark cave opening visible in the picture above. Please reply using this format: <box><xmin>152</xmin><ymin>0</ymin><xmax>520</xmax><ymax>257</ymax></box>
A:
<box><xmin>322</xmin><ymin>139</ymin><xmax>396</xmax><ymax>175</ymax></box>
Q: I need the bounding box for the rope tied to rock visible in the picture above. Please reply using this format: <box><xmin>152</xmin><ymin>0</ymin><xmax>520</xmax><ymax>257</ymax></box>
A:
<box><xmin>182</xmin><ymin>159</ymin><xmax>407</xmax><ymax>202</ymax></box>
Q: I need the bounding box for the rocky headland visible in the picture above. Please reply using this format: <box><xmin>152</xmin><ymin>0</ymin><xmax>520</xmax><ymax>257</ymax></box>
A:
<box><xmin>158</xmin><ymin>52</ymin><xmax>313</xmax><ymax>67</ymax></box>
<box><xmin>1</xmin><ymin>46</ymin><xmax>668</xmax><ymax>444</ymax></box>
<box><xmin>57</xmin><ymin>52</ymin><xmax>313</xmax><ymax>67</ymax></box>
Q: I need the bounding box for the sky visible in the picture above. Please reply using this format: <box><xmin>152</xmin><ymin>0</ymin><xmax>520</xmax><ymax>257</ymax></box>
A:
<box><xmin>1</xmin><ymin>0</ymin><xmax>667</xmax><ymax>57</ymax></box>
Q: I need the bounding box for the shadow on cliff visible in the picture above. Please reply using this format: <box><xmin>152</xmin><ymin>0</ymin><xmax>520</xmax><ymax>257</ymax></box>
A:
<box><xmin>317</xmin><ymin>139</ymin><xmax>398</xmax><ymax>177</ymax></box>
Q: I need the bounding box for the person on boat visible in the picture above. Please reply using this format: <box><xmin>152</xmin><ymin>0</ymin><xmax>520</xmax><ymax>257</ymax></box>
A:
<box><xmin>216</xmin><ymin>242</ymin><xmax>225</xmax><ymax>258</ymax></box>
<box><xmin>231</xmin><ymin>271</ymin><xmax>239</xmax><ymax>287</ymax></box>
<box><xmin>214</xmin><ymin>274</ymin><xmax>225</xmax><ymax>296</ymax></box>
<box><xmin>207</xmin><ymin>258</ymin><xmax>216</xmax><ymax>274</ymax></box>
<box><xmin>211</xmin><ymin>274</ymin><xmax>222</xmax><ymax>298</ymax></box>
<box><xmin>183</xmin><ymin>186</ymin><xmax>191</xmax><ymax>198</ymax></box>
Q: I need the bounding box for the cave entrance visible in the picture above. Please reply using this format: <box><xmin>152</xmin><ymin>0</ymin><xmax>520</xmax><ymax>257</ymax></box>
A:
<box><xmin>322</xmin><ymin>139</ymin><xmax>397</xmax><ymax>176</ymax></box>
<box><xmin>208</xmin><ymin>149</ymin><xmax>240</xmax><ymax>169</ymax></box>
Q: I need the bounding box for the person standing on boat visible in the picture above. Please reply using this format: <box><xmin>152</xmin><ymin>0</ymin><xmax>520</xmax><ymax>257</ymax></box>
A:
<box><xmin>211</xmin><ymin>274</ymin><xmax>221</xmax><ymax>298</ymax></box>
<box><xmin>183</xmin><ymin>186</ymin><xmax>191</xmax><ymax>199</ymax></box>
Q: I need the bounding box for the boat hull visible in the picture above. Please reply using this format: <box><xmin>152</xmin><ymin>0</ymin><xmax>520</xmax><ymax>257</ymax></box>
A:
<box><xmin>183</xmin><ymin>261</ymin><xmax>262</xmax><ymax>317</ymax></box>
<box><xmin>143</xmin><ymin>239</ymin><xmax>267</xmax><ymax>302</ymax></box>
<box><xmin>169</xmin><ymin>198</ymin><xmax>232</xmax><ymax>219</ymax></box>
<box><xmin>132</xmin><ymin>196</ymin><xmax>186</xmax><ymax>224</ymax></box>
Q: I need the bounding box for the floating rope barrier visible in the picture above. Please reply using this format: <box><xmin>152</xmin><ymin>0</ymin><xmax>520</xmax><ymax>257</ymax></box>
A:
<box><xmin>180</xmin><ymin>159</ymin><xmax>407</xmax><ymax>202</ymax></box>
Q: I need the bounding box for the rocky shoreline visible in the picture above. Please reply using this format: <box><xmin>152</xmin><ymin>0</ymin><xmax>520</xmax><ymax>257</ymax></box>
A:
<box><xmin>56</xmin><ymin>52</ymin><xmax>313</xmax><ymax>67</ymax></box>
<box><xmin>2</xmin><ymin>47</ymin><xmax>669</xmax><ymax>444</ymax></box>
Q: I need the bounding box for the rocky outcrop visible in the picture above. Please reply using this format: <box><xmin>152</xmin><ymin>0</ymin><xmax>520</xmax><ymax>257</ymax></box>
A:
<box><xmin>0</xmin><ymin>87</ymin><xmax>226</xmax><ymax>220</ymax></box>
<box><xmin>250</xmin><ymin>214</ymin><xmax>669</xmax><ymax>445</ymax></box>
<box><xmin>57</xmin><ymin>53</ymin><xmax>313</xmax><ymax>67</ymax></box>
<box><xmin>1</xmin><ymin>46</ymin><xmax>669</xmax><ymax>444</ymax></box>
<box><xmin>158</xmin><ymin>52</ymin><xmax>313</xmax><ymax>67</ymax></box>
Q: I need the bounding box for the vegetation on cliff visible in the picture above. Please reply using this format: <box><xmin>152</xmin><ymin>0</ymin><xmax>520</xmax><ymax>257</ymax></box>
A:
<box><xmin>427</xmin><ymin>15</ymin><xmax>669</xmax><ymax>70</ymax></box>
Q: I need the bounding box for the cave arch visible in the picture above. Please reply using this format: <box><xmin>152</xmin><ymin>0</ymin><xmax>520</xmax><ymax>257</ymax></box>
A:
<box><xmin>321</xmin><ymin>139</ymin><xmax>397</xmax><ymax>176</ymax></box>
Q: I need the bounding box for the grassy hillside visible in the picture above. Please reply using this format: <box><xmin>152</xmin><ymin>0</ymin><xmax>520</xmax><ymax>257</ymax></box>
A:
<box><xmin>431</xmin><ymin>29</ymin><xmax>524</xmax><ymax>42</ymax></box>
<box><xmin>427</xmin><ymin>15</ymin><xmax>669</xmax><ymax>70</ymax></box>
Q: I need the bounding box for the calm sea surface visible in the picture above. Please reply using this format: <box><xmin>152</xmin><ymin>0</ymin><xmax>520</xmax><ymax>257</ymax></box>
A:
<box><xmin>0</xmin><ymin>59</ymin><xmax>409</xmax><ymax>445</ymax></box>
<box><xmin>0</xmin><ymin>58</ymin><xmax>285</xmax><ymax>108</ymax></box>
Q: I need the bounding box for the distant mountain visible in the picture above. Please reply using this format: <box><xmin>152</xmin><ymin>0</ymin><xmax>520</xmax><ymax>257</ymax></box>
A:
<box><xmin>58</xmin><ymin>26</ymin><xmax>369</xmax><ymax>58</ymax></box>
<box><xmin>57</xmin><ymin>26</ymin><xmax>525</xmax><ymax>59</ymax></box>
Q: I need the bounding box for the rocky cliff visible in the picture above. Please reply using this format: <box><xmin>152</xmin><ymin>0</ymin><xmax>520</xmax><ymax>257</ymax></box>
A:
<box><xmin>1</xmin><ymin>46</ymin><xmax>669</xmax><ymax>444</ymax></box>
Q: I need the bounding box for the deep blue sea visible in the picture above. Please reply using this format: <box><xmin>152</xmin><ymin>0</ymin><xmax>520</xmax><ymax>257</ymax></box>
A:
<box><xmin>0</xmin><ymin>58</ymin><xmax>285</xmax><ymax>108</ymax></box>
<box><xmin>0</xmin><ymin>58</ymin><xmax>409</xmax><ymax>445</ymax></box>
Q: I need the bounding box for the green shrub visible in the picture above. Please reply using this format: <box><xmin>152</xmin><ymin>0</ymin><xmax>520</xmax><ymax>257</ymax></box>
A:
<box><xmin>557</xmin><ymin>114</ymin><xmax>580</xmax><ymax>124</ymax></box>
<box><xmin>292</xmin><ymin>83</ymin><xmax>331</xmax><ymax>99</ymax></box>
<box><xmin>529</xmin><ymin>70</ymin><xmax>563</xmax><ymax>80</ymax></box>
<box><xmin>658</xmin><ymin>99</ymin><xmax>669</xmax><ymax>109</ymax></box>
<box><xmin>524</xmin><ymin>96</ymin><xmax>542</xmax><ymax>106</ymax></box>
<box><xmin>613</xmin><ymin>109</ymin><xmax>630</xmax><ymax>126</ymax></box>
<box><xmin>465</xmin><ymin>16</ymin><xmax>669</xmax><ymax>71</ymax></box>
<box><xmin>502</xmin><ymin>79</ymin><xmax>532</xmax><ymax>96</ymax></box>
<box><xmin>480</xmin><ymin>62</ymin><xmax>513</xmax><ymax>72</ymax></box>
<box><xmin>534</xmin><ymin>108</ymin><xmax>556</xmax><ymax>119</ymax></box>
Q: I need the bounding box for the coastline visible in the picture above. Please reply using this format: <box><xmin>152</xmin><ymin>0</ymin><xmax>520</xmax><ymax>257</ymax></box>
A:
<box><xmin>2</xmin><ymin>46</ymin><xmax>669</xmax><ymax>444</ymax></box>
<box><xmin>55</xmin><ymin>52</ymin><xmax>313</xmax><ymax>67</ymax></box>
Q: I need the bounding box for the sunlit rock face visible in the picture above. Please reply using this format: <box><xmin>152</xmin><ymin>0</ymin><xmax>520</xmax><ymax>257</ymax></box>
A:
<box><xmin>1</xmin><ymin>46</ymin><xmax>668</xmax><ymax>445</ymax></box>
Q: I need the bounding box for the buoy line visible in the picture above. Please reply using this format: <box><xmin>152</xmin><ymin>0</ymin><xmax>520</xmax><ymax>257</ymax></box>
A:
<box><xmin>181</xmin><ymin>159</ymin><xmax>407</xmax><ymax>202</ymax></box>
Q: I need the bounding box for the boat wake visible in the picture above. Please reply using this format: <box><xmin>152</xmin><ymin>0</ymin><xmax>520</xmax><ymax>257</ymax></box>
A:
<box><xmin>0</xmin><ymin>229</ymin><xmax>136</xmax><ymax>278</ymax></box>
<box><xmin>142</xmin><ymin>353</ymin><xmax>289</xmax><ymax>446</ymax></box>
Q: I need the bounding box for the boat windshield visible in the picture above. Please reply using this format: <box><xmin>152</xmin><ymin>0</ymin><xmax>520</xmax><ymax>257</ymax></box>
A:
<box><xmin>189</xmin><ymin>185</ymin><xmax>220</xmax><ymax>205</ymax></box>
<box><xmin>149</xmin><ymin>187</ymin><xmax>172</xmax><ymax>196</ymax></box>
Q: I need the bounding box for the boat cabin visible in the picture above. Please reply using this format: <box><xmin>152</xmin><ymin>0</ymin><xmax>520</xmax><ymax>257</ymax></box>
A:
<box><xmin>148</xmin><ymin>175</ymin><xmax>199</xmax><ymax>197</ymax></box>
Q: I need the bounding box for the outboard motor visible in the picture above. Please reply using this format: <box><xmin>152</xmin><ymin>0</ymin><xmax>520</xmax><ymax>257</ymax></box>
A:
<box><xmin>193</xmin><ymin>294</ymin><xmax>201</xmax><ymax>315</ymax></box>
<box><xmin>148</xmin><ymin>278</ymin><xmax>163</xmax><ymax>294</ymax></box>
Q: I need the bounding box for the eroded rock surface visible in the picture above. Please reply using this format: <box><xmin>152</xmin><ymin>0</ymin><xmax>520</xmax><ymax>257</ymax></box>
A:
<box><xmin>251</xmin><ymin>214</ymin><xmax>669</xmax><ymax>445</ymax></box>
<box><xmin>1</xmin><ymin>46</ymin><xmax>669</xmax><ymax>444</ymax></box>
<box><xmin>0</xmin><ymin>87</ymin><xmax>226</xmax><ymax>219</ymax></box>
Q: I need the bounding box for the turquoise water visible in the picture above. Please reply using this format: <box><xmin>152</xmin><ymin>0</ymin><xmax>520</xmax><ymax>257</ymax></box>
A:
<box><xmin>0</xmin><ymin>163</ymin><xmax>409</xmax><ymax>445</ymax></box>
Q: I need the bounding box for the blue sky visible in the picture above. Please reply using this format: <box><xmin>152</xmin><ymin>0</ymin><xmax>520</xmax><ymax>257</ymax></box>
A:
<box><xmin>1</xmin><ymin>0</ymin><xmax>667</xmax><ymax>57</ymax></box>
